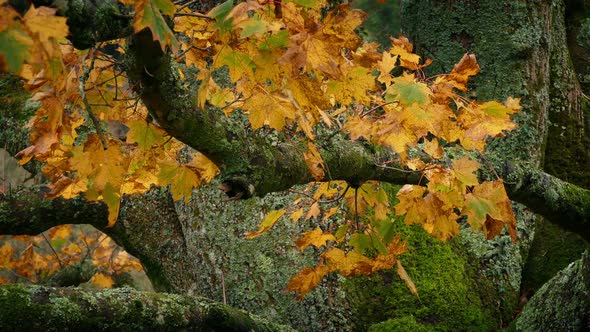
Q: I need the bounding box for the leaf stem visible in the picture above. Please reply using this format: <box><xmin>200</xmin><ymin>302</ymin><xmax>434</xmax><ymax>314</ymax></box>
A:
<box><xmin>80</xmin><ymin>48</ymin><xmax>109</xmax><ymax>150</ymax></box>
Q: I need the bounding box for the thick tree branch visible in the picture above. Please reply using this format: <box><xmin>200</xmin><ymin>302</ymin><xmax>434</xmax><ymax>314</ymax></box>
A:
<box><xmin>502</xmin><ymin>161</ymin><xmax>590</xmax><ymax>241</ymax></box>
<box><xmin>0</xmin><ymin>188</ymin><xmax>202</xmax><ymax>293</ymax></box>
<box><xmin>0</xmin><ymin>284</ymin><xmax>294</xmax><ymax>331</ymax></box>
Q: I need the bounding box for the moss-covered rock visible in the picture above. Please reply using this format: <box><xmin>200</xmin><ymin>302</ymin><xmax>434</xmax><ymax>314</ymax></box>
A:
<box><xmin>344</xmin><ymin>223</ymin><xmax>498</xmax><ymax>332</ymax></box>
<box><xmin>513</xmin><ymin>251</ymin><xmax>590</xmax><ymax>331</ymax></box>
<box><xmin>521</xmin><ymin>219</ymin><xmax>589</xmax><ymax>293</ymax></box>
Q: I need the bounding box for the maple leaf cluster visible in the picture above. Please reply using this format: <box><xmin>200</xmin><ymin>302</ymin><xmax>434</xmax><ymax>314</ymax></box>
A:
<box><xmin>0</xmin><ymin>0</ymin><xmax>520</xmax><ymax>298</ymax></box>
<box><xmin>0</xmin><ymin>225</ymin><xmax>143</xmax><ymax>288</ymax></box>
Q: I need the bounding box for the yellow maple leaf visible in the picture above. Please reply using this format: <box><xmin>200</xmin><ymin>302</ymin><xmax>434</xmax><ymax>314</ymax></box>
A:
<box><xmin>296</xmin><ymin>227</ymin><xmax>336</xmax><ymax>250</ymax></box>
<box><xmin>452</xmin><ymin>155</ymin><xmax>481</xmax><ymax>186</ymax></box>
<box><xmin>158</xmin><ymin>162</ymin><xmax>202</xmax><ymax>202</ymax></box>
<box><xmin>389</xmin><ymin>36</ymin><xmax>421</xmax><ymax>70</ymax></box>
<box><xmin>244</xmin><ymin>209</ymin><xmax>286</xmax><ymax>239</ymax></box>
<box><xmin>303</xmin><ymin>142</ymin><xmax>326</xmax><ymax>181</ymax></box>
<box><xmin>23</xmin><ymin>6</ymin><xmax>68</xmax><ymax>46</ymax></box>
<box><xmin>325</xmin><ymin>65</ymin><xmax>376</xmax><ymax>105</ymax></box>
<box><xmin>290</xmin><ymin>208</ymin><xmax>304</xmax><ymax>222</ymax></box>
<box><xmin>459</xmin><ymin>101</ymin><xmax>518</xmax><ymax>151</ymax></box>
<box><xmin>377</xmin><ymin>51</ymin><xmax>397</xmax><ymax>87</ymax></box>
<box><xmin>463</xmin><ymin>180</ymin><xmax>517</xmax><ymax>242</ymax></box>
<box><xmin>213</xmin><ymin>47</ymin><xmax>255</xmax><ymax>82</ymax></box>
<box><xmin>241</xmin><ymin>90</ymin><xmax>296</xmax><ymax>130</ymax></box>
<box><xmin>386</xmin><ymin>72</ymin><xmax>431</xmax><ymax>107</ymax></box>
<box><xmin>90</xmin><ymin>272</ymin><xmax>115</xmax><ymax>288</ymax></box>
<box><xmin>286</xmin><ymin>263</ymin><xmax>330</xmax><ymax>300</ymax></box>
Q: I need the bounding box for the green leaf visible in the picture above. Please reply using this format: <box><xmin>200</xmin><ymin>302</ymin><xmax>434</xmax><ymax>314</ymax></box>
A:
<box><xmin>209</xmin><ymin>0</ymin><xmax>234</xmax><ymax>33</ymax></box>
<box><xmin>126</xmin><ymin>120</ymin><xmax>166</xmax><ymax>150</ymax></box>
<box><xmin>348</xmin><ymin>233</ymin><xmax>372</xmax><ymax>254</ymax></box>
<box><xmin>0</xmin><ymin>27</ymin><xmax>32</xmax><ymax>73</ymax></box>
<box><xmin>386</xmin><ymin>73</ymin><xmax>431</xmax><ymax>106</ymax></box>
<box><xmin>259</xmin><ymin>30</ymin><xmax>289</xmax><ymax>51</ymax></box>
<box><xmin>152</xmin><ymin>0</ymin><xmax>175</xmax><ymax>16</ymax></box>
<box><xmin>240</xmin><ymin>18</ymin><xmax>267</xmax><ymax>38</ymax></box>
<box><xmin>133</xmin><ymin>0</ymin><xmax>179</xmax><ymax>54</ymax></box>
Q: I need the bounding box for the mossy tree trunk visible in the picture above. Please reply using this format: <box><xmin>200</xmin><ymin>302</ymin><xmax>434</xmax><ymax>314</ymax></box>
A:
<box><xmin>401</xmin><ymin>0</ymin><xmax>590</xmax><ymax>326</ymax></box>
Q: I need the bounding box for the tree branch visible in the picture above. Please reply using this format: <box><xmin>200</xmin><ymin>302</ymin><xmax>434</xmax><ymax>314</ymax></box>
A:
<box><xmin>0</xmin><ymin>284</ymin><xmax>294</xmax><ymax>331</ymax></box>
<box><xmin>0</xmin><ymin>188</ymin><xmax>202</xmax><ymax>293</ymax></box>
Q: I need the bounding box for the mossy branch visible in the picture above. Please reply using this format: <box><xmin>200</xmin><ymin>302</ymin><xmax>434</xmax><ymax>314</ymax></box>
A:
<box><xmin>0</xmin><ymin>284</ymin><xmax>295</xmax><ymax>331</ymax></box>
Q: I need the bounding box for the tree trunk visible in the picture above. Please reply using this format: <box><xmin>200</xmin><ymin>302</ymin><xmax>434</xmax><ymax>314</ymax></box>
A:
<box><xmin>401</xmin><ymin>0</ymin><xmax>590</xmax><ymax>325</ymax></box>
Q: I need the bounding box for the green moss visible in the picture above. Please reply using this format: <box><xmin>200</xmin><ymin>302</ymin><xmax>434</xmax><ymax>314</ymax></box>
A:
<box><xmin>368</xmin><ymin>315</ymin><xmax>434</xmax><ymax>332</ymax></box>
<box><xmin>344</xmin><ymin>223</ymin><xmax>497</xmax><ymax>332</ymax></box>
<box><xmin>176</xmin><ymin>183</ymin><xmax>353</xmax><ymax>331</ymax></box>
<box><xmin>521</xmin><ymin>219</ymin><xmax>589</xmax><ymax>292</ymax></box>
<box><xmin>66</xmin><ymin>0</ymin><xmax>132</xmax><ymax>49</ymax></box>
<box><xmin>0</xmin><ymin>74</ymin><xmax>37</xmax><ymax>156</ymax></box>
<box><xmin>514</xmin><ymin>251</ymin><xmax>590</xmax><ymax>331</ymax></box>
<box><xmin>401</xmin><ymin>0</ymin><xmax>548</xmax><ymax>163</ymax></box>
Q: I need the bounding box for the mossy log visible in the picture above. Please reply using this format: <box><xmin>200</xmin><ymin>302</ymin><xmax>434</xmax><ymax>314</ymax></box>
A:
<box><xmin>0</xmin><ymin>284</ymin><xmax>295</xmax><ymax>331</ymax></box>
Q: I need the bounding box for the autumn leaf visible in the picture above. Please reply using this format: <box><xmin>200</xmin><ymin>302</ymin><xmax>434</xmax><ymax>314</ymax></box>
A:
<box><xmin>244</xmin><ymin>209</ymin><xmax>286</xmax><ymax>238</ymax></box>
<box><xmin>121</xmin><ymin>0</ymin><xmax>180</xmax><ymax>54</ymax></box>
<box><xmin>286</xmin><ymin>263</ymin><xmax>330</xmax><ymax>300</ymax></box>
<box><xmin>452</xmin><ymin>155</ymin><xmax>481</xmax><ymax>186</ymax></box>
<box><xmin>441</xmin><ymin>53</ymin><xmax>480</xmax><ymax>91</ymax></box>
<box><xmin>90</xmin><ymin>272</ymin><xmax>115</xmax><ymax>288</ymax></box>
<box><xmin>459</xmin><ymin>101</ymin><xmax>517</xmax><ymax>151</ymax></box>
<box><xmin>126</xmin><ymin>120</ymin><xmax>167</xmax><ymax>149</ymax></box>
<box><xmin>0</xmin><ymin>6</ymin><xmax>33</xmax><ymax>73</ymax></box>
<box><xmin>213</xmin><ymin>47</ymin><xmax>255</xmax><ymax>82</ymax></box>
<box><xmin>389</xmin><ymin>36</ymin><xmax>421</xmax><ymax>70</ymax></box>
<box><xmin>241</xmin><ymin>90</ymin><xmax>296</xmax><ymax>130</ymax></box>
<box><xmin>463</xmin><ymin>180</ymin><xmax>517</xmax><ymax>242</ymax></box>
<box><xmin>158</xmin><ymin>162</ymin><xmax>202</xmax><ymax>202</ymax></box>
<box><xmin>396</xmin><ymin>260</ymin><xmax>418</xmax><ymax>296</ymax></box>
<box><xmin>290</xmin><ymin>208</ymin><xmax>304</xmax><ymax>222</ymax></box>
<box><xmin>377</xmin><ymin>51</ymin><xmax>397</xmax><ymax>87</ymax></box>
<box><xmin>386</xmin><ymin>72</ymin><xmax>431</xmax><ymax>107</ymax></box>
<box><xmin>325</xmin><ymin>65</ymin><xmax>376</xmax><ymax>105</ymax></box>
<box><xmin>303</xmin><ymin>142</ymin><xmax>326</xmax><ymax>181</ymax></box>
<box><xmin>23</xmin><ymin>6</ymin><xmax>68</xmax><ymax>47</ymax></box>
<box><xmin>296</xmin><ymin>227</ymin><xmax>336</xmax><ymax>250</ymax></box>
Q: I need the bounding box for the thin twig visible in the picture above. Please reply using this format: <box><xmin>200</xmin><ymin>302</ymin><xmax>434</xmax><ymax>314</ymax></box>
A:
<box><xmin>221</xmin><ymin>270</ymin><xmax>227</xmax><ymax>305</ymax></box>
<box><xmin>361</xmin><ymin>101</ymin><xmax>396</xmax><ymax>118</ymax></box>
<box><xmin>376</xmin><ymin>163</ymin><xmax>438</xmax><ymax>173</ymax></box>
<box><xmin>80</xmin><ymin>48</ymin><xmax>108</xmax><ymax>150</ymax></box>
<box><xmin>175</xmin><ymin>12</ymin><xmax>212</xmax><ymax>20</ymax></box>
<box><xmin>42</xmin><ymin>233</ymin><xmax>63</xmax><ymax>269</ymax></box>
<box><xmin>477</xmin><ymin>151</ymin><xmax>501</xmax><ymax>181</ymax></box>
<box><xmin>176</xmin><ymin>0</ymin><xmax>199</xmax><ymax>13</ymax></box>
